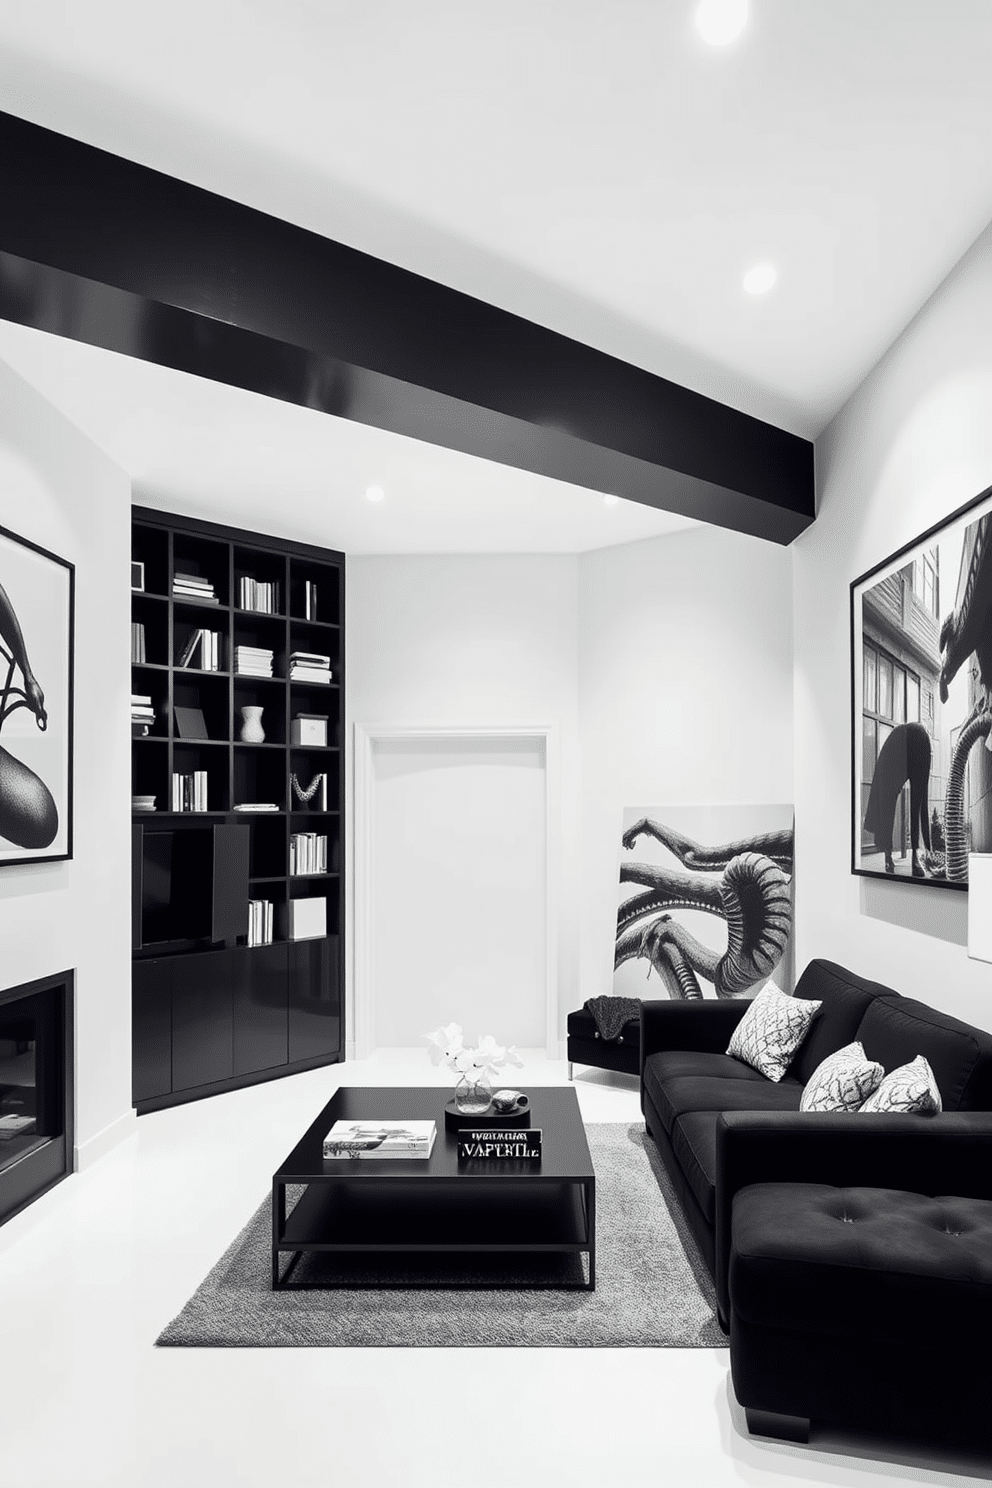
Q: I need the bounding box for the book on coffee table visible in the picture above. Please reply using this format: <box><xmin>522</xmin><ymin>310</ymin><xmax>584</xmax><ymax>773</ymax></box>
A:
<box><xmin>322</xmin><ymin>1120</ymin><xmax>437</xmax><ymax>1159</ymax></box>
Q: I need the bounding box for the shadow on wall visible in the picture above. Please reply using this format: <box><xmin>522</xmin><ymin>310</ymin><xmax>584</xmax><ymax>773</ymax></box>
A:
<box><xmin>860</xmin><ymin>876</ymin><xmax>967</xmax><ymax>948</ymax></box>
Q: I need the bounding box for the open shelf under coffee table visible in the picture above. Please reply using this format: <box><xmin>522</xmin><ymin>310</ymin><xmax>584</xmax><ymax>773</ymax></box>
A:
<box><xmin>271</xmin><ymin>1085</ymin><xmax>596</xmax><ymax>1290</ymax></box>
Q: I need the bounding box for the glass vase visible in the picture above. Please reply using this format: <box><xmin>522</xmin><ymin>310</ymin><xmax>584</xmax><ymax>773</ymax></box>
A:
<box><xmin>454</xmin><ymin>1071</ymin><xmax>492</xmax><ymax>1115</ymax></box>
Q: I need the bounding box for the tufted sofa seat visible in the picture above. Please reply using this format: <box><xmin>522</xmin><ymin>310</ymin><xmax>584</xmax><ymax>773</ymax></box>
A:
<box><xmin>729</xmin><ymin>1182</ymin><xmax>992</xmax><ymax>1444</ymax></box>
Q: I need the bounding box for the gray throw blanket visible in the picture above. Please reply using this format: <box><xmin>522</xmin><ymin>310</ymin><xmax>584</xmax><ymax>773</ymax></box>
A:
<box><xmin>584</xmin><ymin>995</ymin><xmax>642</xmax><ymax>1043</ymax></box>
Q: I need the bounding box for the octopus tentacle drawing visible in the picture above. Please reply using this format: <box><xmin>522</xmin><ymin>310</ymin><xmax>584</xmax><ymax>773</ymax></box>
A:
<box><xmin>616</xmin><ymin>821</ymin><xmax>793</xmax><ymax>999</ymax></box>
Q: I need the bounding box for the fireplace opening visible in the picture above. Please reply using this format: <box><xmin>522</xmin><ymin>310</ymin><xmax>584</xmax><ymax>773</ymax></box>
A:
<box><xmin>0</xmin><ymin>971</ymin><xmax>73</xmax><ymax>1228</ymax></box>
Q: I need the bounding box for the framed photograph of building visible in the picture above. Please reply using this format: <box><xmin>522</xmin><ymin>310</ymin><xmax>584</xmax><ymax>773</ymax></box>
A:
<box><xmin>851</xmin><ymin>484</ymin><xmax>992</xmax><ymax>890</ymax></box>
<box><xmin>0</xmin><ymin>524</ymin><xmax>74</xmax><ymax>865</ymax></box>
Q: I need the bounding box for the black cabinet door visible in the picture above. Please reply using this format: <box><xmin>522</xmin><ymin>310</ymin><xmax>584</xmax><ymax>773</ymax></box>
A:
<box><xmin>287</xmin><ymin>936</ymin><xmax>341</xmax><ymax>1063</ymax></box>
<box><xmin>171</xmin><ymin>950</ymin><xmax>233</xmax><ymax>1092</ymax></box>
<box><xmin>132</xmin><ymin>958</ymin><xmax>172</xmax><ymax>1104</ymax></box>
<box><xmin>231</xmin><ymin>943</ymin><xmax>289</xmax><ymax>1076</ymax></box>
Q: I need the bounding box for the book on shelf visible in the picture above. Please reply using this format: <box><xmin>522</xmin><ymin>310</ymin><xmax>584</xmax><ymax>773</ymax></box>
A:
<box><xmin>290</xmin><ymin>832</ymin><xmax>328</xmax><ymax>876</ymax></box>
<box><xmin>457</xmin><ymin>1129</ymin><xmax>542</xmax><ymax>1161</ymax></box>
<box><xmin>303</xmin><ymin>580</ymin><xmax>318</xmax><ymax>621</ymax></box>
<box><xmin>238</xmin><ymin>576</ymin><xmax>280</xmax><ymax>614</ymax></box>
<box><xmin>178</xmin><ymin>629</ymin><xmax>221</xmax><ymax>670</ymax></box>
<box><xmin>289</xmin><ymin>651</ymin><xmax>330</xmax><ymax>667</ymax></box>
<box><xmin>289</xmin><ymin>651</ymin><xmax>332</xmax><ymax>684</ymax></box>
<box><xmin>322</xmin><ymin>1121</ymin><xmax>436</xmax><ymax>1159</ymax></box>
<box><xmin>131</xmin><ymin>621</ymin><xmax>146</xmax><ymax>664</ymax></box>
<box><xmin>234</xmin><ymin>644</ymin><xmax>274</xmax><ymax>678</ymax></box>
<box><xmin>173</xmin><ymin>573</ymin><xmax>221</xmax><ymax>605</ymax></box>
<box><xmin>290</xmin><ymin>666</ymin><xmax>333</xmax><ymax>684</ymax></box>
<box><xmin>171</xmin><ymin>770</ymin><xmax>208</xmax><ymax>812</ymax></box>
<box><xmin>247</xmin><ymin>898</ymin><xmax>273</xmax><ymax>947</ymax></box>
<box><xmin>233</xmin><ymin>802</ymin><xmax>280</xmax><ymax>813</ymax></box>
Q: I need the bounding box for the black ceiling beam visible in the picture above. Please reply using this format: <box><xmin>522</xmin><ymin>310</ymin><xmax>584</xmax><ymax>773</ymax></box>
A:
<box><xmin>0</xmin><ymin>110</ymin><xmax>814</xmax><ymax>544</ymax></box>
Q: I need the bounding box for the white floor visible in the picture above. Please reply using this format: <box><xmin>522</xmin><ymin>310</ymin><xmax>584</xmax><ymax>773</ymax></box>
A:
<box><xmin>0</xmin><ymin>1050</ymin><xmax>989</xmax><ymax>1488</ymax></box>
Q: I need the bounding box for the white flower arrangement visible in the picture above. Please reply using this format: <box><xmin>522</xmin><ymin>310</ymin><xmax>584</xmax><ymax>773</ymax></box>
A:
<box><xmin>424</xmin><ymin>1022</ymin><xmax>524</xmax><ymax>1081</ymax></box>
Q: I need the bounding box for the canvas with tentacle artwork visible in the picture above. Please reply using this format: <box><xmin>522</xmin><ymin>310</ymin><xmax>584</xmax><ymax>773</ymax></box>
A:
<box><xmin>0</xmin><ymin>524</ymin><xmax>73</xmax><ymax>865</ymax></box>
<box><xmin>613</xmin><ymin>804</ymin><xmax>794</xmax><ymax>1001</ymax></box>
<box><xmin>852</xmin><ymin>483</ymin><xmax>992</xmax><ymax>890</ymax></box>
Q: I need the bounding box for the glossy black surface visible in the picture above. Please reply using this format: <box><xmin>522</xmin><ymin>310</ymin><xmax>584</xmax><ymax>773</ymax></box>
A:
<box><xmin>131</xmin><ymin>957</ymin><xmax>172</xmax><ymax>1104</ymax></box>
<box><xmin>277</xmin><ymin>1086</ymin><xmax>594</xmax><ymax>1184</ymax></box>
<box><xmin>231</xmin><ymin>943</ymin><xmax>288</xmax><ymax>1076</ymax></box>
<box><xmin>0</xmin><ymin>971</ymin><xmax>73</xmax><ymax>1229</ymax></box>
<box><xmin>0</xmin><ymin>111</ymin><xmax>814</xmax><ymax>544</ymax></box>
<box><xmin>171</xmin><ymin>951</ymin><xmax>233</xmax><ymax>1092</ymax></box>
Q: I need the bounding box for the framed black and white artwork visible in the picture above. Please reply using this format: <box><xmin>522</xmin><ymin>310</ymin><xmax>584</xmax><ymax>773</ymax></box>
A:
<box><xmin>0</xmin><ymin>524</ymin><xmax>73</xmax><ymax>865</ymax></box>
<box><xmin>851</xmin><ymin>484</ymin><xmax>992</xmax><ymax>890</ymax></box>
<box><xmin>614</xmin><ymin>804</ymin><xmax>795</xmax><ymax>1000</ymax></box>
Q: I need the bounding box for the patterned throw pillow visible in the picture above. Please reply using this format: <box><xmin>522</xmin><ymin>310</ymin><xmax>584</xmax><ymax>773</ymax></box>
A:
<box><xmin>859</xmin><ymin>1055</ymin><xmax>943</xmax><ymax>1114</ymax></box>
<box><xmin>800</xmin><ymin>1041</ymin><xmax>884</xmax><ymax>1112</ymax></box>
<box><xmin>726</xmin><ymin>984</ymin><xmax>822</xmax><ymax>1083</ymax></box>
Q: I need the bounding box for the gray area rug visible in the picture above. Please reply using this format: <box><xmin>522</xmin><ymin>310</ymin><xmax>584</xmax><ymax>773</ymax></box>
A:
<box><xmin>157</xmin><ymin>1123</ymin><xmax>725</xmax><ymax>1348</ymax></box>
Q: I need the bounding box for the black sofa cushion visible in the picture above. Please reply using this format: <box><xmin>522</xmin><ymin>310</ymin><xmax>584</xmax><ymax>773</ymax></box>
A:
<box><xmin>644</xmin><ymin>1050</ymin><xmax>769</xmax><ymax>1086</ymax></box>
<box><xmin>856</xmin><ymin>995</ymin><xmax>992</xmax><ymax>1112</ymax></box>
<box><xmin>671</xmin><ymin>1112</ymin><xmax>722</xmax><ymax>1224</ymax></box>
<box><xmin>788</xmin><ymin>959</ymin><xmax>900</xmax><ymax>1085</ymax></box>
<box><xmin>731</xmin><ymin>1183</ymin><xmax>992</xmax><ymax>1337</ymax></box>
<box><xmin>646</xmin><ymin>1066</ymin><xmax>802</xmax><ymax>1135</ymax></box>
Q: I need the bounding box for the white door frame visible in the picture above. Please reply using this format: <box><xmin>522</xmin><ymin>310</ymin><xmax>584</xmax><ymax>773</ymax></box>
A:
<box><xmin>353</xmin><ymin>724</ymin><xmax>559</xmax><ymax>1060</ymax></box>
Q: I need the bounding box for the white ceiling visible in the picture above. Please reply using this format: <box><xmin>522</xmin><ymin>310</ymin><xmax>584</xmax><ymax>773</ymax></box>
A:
<box><xmin>0</xmin><ymin>0</ymin><xmax>991</xmax><ymax>549</ymax></box>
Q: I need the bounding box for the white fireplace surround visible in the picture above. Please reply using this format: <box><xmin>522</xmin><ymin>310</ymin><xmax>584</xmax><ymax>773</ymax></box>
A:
<box><xmin>353</xmin><ymin>724</ymin><xmax>560</xmax><ymax>1060</ymax></box>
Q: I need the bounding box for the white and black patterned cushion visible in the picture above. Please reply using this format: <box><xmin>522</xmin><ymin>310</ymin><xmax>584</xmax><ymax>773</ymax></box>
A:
<box><xmin>859</xmin><ymin>1054</ymin><xmax>943</xmax><ymax>1114</ymax></box>
<box><xmin>726</xmin><ymin>984</ymin><xmax>822</xmax><ymax>1083</ymax></box>
<box><xmin>800</xmin><ymin>1041</ymin><xmax>884</xmax><ymax>1112</ymax></box>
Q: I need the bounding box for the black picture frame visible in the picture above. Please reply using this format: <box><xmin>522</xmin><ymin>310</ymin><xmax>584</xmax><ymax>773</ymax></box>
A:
<box><xmin>0</xmin><ymin>523</ymin><xmax>74</xmax><ymax>866</ymax></box>
<box><xmin>851</xmin><ymin>483</ymin><xmax>992</xmax><ymax>891</ymax></box>
<box><xmin>173</xmin><ymin>706</ymin><xmax>209</xmax><ymax>741</ymax></box>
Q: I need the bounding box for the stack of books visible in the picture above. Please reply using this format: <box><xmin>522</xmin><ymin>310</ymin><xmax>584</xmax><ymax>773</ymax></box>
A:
<box><xmin>302</xmin><ymin>580</ymin><xmax>319</xmax><ymax>621</ymax></box>
<box><xmin>131</xmin><ymin>621</ymin><xmax>146</xmax><ymax>664</ymax></box>
<box><xmin>233</xmin><ymin>802</ymin><xmax>280</xmax><ymax>813</ymax></box>
<box><xmin>173</xmin><ymin>572</ymin><xmax>220</xmax><ymax>605</ymax></box>
<box><xmin>172</xmin><ymin>770</ymin><xmax>208</xmax><ymax>812</ymax></box>
<box><xmin>247</xmin><ymin>899</ymin><xmax>273</xmax><ymax>947</ymax></box>
<box><xmin>235</xmin><ymin>645</ymin><xmax>274</xmax><ymax>678</ymax></box>
<box><xmin>289</xmin><ymin>651</ymin><xmax>332</xmax><ymax>684</ymax></box>
<box><xmin>131</xmin><ymin>693</ymin><xmax>155</xmax><ymax>736</ymax></box>
<box><xmin>290</xmin><ymin>832</ymin><xmax>328</xmax><ymax>876</ymax></box>
<box><xmin>322</xmin><ymin>1121</ymin><xmax>437</xmax><ymax>1160</ymax></box>
<box><xmin>178</xmin><ymin>628</ymin><xmax>222</xmax><ymax>670</ymax></box>
<box><xmin>239</xmin><ymin>576</ymin><xmax>280</xmax><ymax>614</ymax></box>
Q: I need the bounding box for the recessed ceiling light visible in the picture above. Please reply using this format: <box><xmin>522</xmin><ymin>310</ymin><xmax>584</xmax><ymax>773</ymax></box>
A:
<box><xmin>743</xmin><ymin>263</ymin><xmax>777</xmax><ymax>296</ymax></box>
<box><xmin>364</xmin><ymin>484</ymin><xmax>385</xmax><ymax>503</ymax></box>
<box><xmin>603</xmin><ymin>494</ymin><xmax>620</xmax><ymax>507</ymax></box>
<box><xmin>695</xmin><ymin>0</ymin><xmax>748</xmax><ymax>46</ymax></box>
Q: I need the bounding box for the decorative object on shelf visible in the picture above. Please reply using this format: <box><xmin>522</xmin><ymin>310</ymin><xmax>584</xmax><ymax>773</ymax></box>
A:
<box><xmin>131</xmin><ymin>693</ymin><xmax>155</xmax><ymax>737</ymax></box>
<box><xmin>290</xmin><ymin>713</ymin><xmax>328</xmax><ymax>746</ymax></box>
<box><xmin>131</xmin><ymin>560</ymin><xmax>145</xmax><ymax>592</ymax></box>
<box><xmin>175</xmin><ymin>705</ymin><xmax>209</xmax><ymax>741</ymax></box>
<box><xmin>0</xmin><ymin>523</ymin><xmax>74</xmax><ymax>863</ymax></box>
<box><xmin>852</xmin><ymin>483</ymin><xmax>992</xmax><ymax>890</ymax></box>
<box><xmin>286</xmin><ymin>895</ymin><xmax>327</xmax><ymax>941</ymax></box>
<box><xmin>290</xmin><ymin>770</ymin><xmax>328</xmax><ymax>810</ymax></box>
<box><xmin>239</xmin><ymin>705</ymin><xmax>265</xmax><ymax>743</ymax></box>
<box><xmin>492</xmin><ymin>1088</ymin><xmax>528</xmax><ymax>1115</ymax></box>
<box><xmin>425</xmin><ymin>1022</ymin><xmax>523</xmax><ymax>1116</ymax></box>
<box><xmin>614</xmin><ymin>805</ymin><xmax>794</xmax><ymax>1001</ymax></box>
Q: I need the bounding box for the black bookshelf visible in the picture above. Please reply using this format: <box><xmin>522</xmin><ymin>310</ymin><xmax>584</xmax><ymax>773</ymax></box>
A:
<box><xmin>130</xmin><ymin>507</ymin><xmax>344</xmax><ymax>1112</ymax></box>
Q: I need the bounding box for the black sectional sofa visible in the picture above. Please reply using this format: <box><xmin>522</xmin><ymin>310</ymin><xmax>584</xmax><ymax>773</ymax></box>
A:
<box><xmin>640</xmin><ymin>957</ymin><xmax>992</xmax><ymax>1333</ymax></box>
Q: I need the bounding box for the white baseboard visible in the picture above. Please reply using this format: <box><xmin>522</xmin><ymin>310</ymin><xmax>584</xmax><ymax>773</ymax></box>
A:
<box><xmin>73</xmin><ymin>1108</ymin><xmax>138</xmax><ymax>1172</ymax></box>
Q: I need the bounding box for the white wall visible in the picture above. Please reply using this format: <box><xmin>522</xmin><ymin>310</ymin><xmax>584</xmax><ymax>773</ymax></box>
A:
<box><xmin>578</xmin><ymin>527</ymin><xmax>795</xmax><ymax>1006</ymax></box>
<box><xmin>0</xmin><ymin>357</ymin><xmax>132</xmax><ymax>1165</ymax></box>
<box><xmin>348</xmin><ymin>532</ymin><xmax>795</xmax><ymax>1045</ymax></box>
<box><xmin>347</xmin><ymin>555</ymin><xmax>579</xmax><ymax>1052</ymax></box>
<box><xmin>795</xmin><ymin>219</ymin><xmax>992</xmax><ymax>1031</ymax></box>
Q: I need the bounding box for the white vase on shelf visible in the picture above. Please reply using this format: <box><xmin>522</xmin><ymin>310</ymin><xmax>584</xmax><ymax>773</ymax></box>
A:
<box><xmin>239</xmin><ymin>706</ymin><xmax>265</xmax><ymax>743</ymax></box>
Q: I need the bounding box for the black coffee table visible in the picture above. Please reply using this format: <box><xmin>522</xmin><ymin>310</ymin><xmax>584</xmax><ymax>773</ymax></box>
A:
<box><xmin>271</xmin><ymin>1085</ymin><xmax>596</xmax><ymax>1290</ymax></box>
